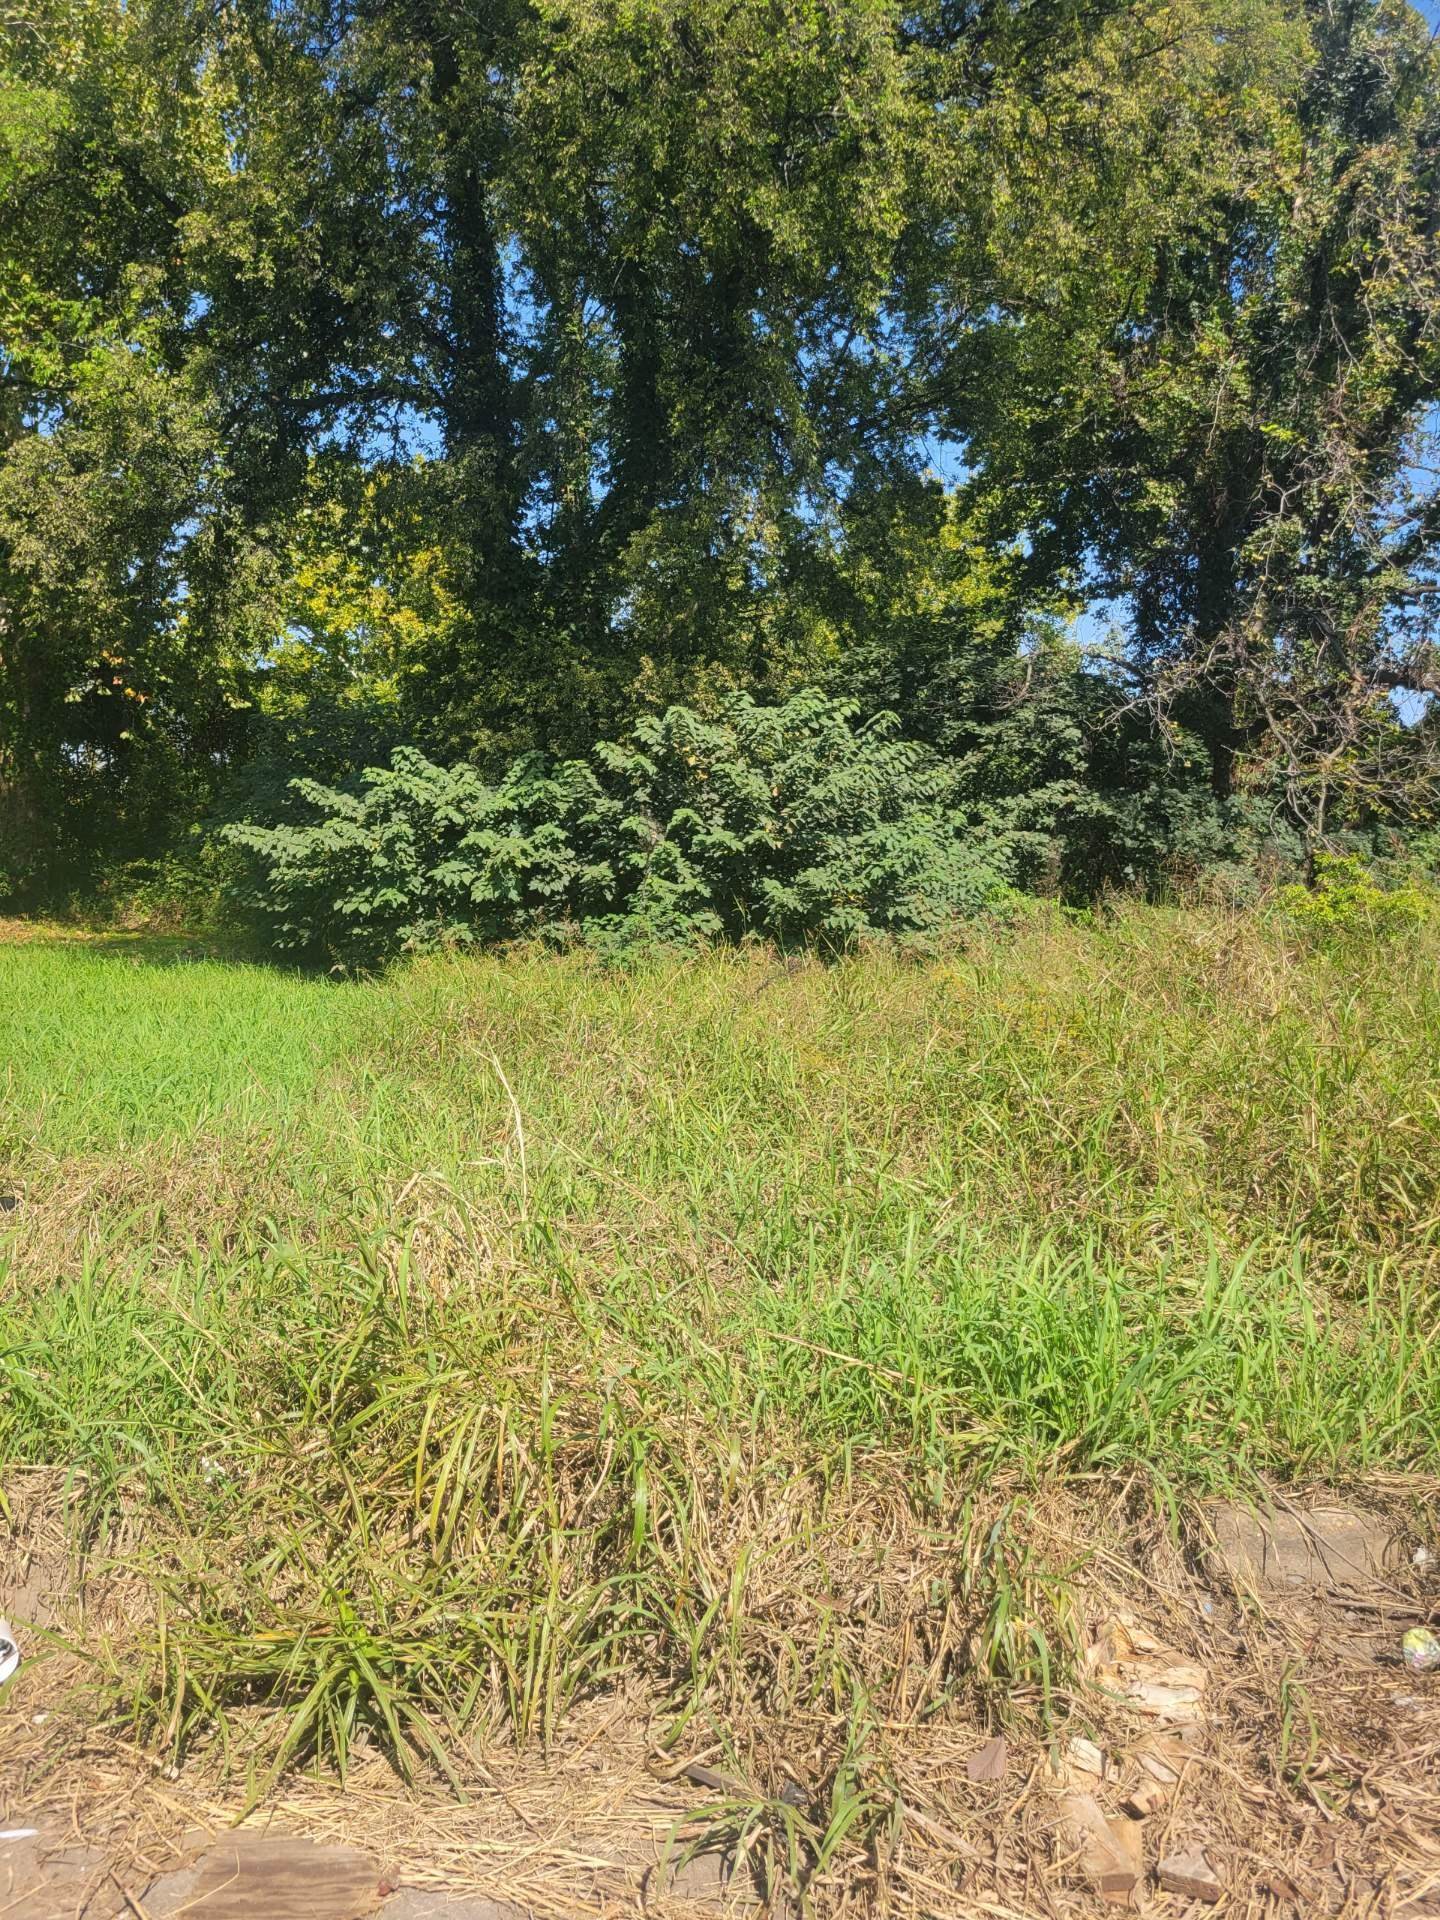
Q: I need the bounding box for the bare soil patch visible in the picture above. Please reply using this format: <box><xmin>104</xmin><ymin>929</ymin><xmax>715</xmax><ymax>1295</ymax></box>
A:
<box><xmin>4</xmin><ymin>1478</ymin><xmax>1440</xmax><ymax>1916</ymax></box>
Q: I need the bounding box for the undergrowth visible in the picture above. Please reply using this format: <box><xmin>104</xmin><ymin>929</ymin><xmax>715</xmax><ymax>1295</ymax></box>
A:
<box><xmin>223</xmin><ymin>693</ymin><xmax>1017</xmax><ymax>966</ymax></box>
<box><xmin>1</xmin><ymin>902</ymin><xmax>1437</xmax><ymax>1802</ymax></box>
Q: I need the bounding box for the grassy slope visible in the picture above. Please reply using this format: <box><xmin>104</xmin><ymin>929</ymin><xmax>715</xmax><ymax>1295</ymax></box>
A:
<box><xmin>1</xmin><ymin>905</ymin><xmax>1437</xmax><ymax>1780</ymax></box>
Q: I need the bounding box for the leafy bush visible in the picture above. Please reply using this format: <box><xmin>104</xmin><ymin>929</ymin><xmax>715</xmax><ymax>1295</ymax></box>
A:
<box><xmin>1278</xmin><ymin>852</ymin><xmax>1436</xmax><ymax>937</ymax></box>
<box><xmin>225</xmin><ymin>692</ymin><xmax>1016</xmax><ymax>965</ymax></box>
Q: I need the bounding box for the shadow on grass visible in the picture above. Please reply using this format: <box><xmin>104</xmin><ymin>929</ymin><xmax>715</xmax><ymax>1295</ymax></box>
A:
<box><xmin>0</xmin><ymin>913</ymin><xmax>320</xmax><ymax>976</ymax></box>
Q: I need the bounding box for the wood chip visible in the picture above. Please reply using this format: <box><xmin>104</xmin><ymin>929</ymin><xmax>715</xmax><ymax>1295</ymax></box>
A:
<box><xmin>1121</xmin><ymin>1781</ymin><xmax>1168</xmax><ymax>1819</ymax></box>
<box><xmin>1046</xmin><ymin>1736</ymin><xmax>1107</xmax><ymax>1789</ymax></box>
<box><xmin>1132</xmin><ymin>1733</ymin><xmax>1188</xmax><ymax>1787</ymax></box>
<box><xmin>1122</xmin><ymin>1728</ymin><xmax>1194</xmax><ymax>1815</ymax></box>
<box><xmin>1085</xmin><ymin>1618</ymin><xmax>1209</xmax><ymax>1725</ymax></box>
<box><xmin>1127</xmin><ymin>1671</ymin><xmax>1207</xmax><ymax>1722</ymax></box>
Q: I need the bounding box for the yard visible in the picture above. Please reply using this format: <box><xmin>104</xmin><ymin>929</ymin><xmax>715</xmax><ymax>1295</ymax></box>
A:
<box><xmin>2</xmin><ymin>907</ymin><xmax>1439</xmax><ymax>1913</ymax></box>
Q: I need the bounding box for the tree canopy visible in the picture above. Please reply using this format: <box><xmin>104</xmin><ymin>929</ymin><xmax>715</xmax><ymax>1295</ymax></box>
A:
<box><xmin>2</xmin><ymin>0</ymin><xmax>1437</xmax><ymax>903</ymax></box>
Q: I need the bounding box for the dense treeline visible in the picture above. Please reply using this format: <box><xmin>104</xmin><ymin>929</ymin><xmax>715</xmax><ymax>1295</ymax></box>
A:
<box><xmin>2</xmin><ymin>0</ymin><xmax>1439</xmax><ymax>921</ymax></box>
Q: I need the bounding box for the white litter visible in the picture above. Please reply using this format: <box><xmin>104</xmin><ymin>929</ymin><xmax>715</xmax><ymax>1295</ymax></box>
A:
<box><xmin>0</xmin><ymin>1621</ymin><xmax>18</xmax><ymax>1685</ymax></box>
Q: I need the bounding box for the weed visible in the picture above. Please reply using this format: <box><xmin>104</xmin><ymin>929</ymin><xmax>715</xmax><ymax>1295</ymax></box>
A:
<box><xmin>1</xmin><ymin>905</ymin><xmax>1438</xmax><ymax>1802</ymax></box>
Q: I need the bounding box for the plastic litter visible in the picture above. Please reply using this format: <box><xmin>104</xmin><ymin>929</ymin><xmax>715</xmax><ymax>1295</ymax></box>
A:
<box><xmin>1401</xmin><ymin>1627</ymin><xmax>1440</xmax><ymax>1673</ymax></box>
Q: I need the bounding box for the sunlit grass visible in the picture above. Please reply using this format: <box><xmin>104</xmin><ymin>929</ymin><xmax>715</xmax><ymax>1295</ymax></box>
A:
<box><xmin>1</xmin><ymin>902</ymin><xmax>1437</xmax><ymax>1792</ymax></box>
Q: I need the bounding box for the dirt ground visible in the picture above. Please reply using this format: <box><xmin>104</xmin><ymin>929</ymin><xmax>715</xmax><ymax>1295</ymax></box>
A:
<box><xmin>2</xmin><ymin>1470</ymin><xmax>1439</xmax><ymax>1918</ymax></box>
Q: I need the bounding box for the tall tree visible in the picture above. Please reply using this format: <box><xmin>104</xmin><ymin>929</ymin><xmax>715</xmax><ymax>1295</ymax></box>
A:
<box><xmin>5</xmin><ymin>0</ymin><xmax>1439</xmax><ymax>898</ymax></box>
<box><xmin>923</xmin><ymin>0</ymin><xmax>1440</xmax><ymax>835</ymax></box>
<box><xmin>0</xmin><ymin>0</ymin><xmax>254</xmax><ymax>884</ymax></box>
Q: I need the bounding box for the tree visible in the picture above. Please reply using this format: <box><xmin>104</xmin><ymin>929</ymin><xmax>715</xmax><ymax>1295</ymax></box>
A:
<box><xmin>0</xmin><ymin>0</ymin><xmax>256</xmax><ymax>887</ymax></box>
<box><xmin>923</xmin><ymin>0</ymin><xmax>1440</xmax><ymax>839</ymax></box>
<box><xmin>5</xmin><ymin>0</ymin><xmax>1438</xmax><ymax>903</ymax></box>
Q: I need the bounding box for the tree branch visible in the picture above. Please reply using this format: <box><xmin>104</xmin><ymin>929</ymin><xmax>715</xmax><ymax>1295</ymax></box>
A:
<box><xmin>1372</xmin><ymin>660</ymin><xmax>1440</xmax><ymax>695</ymax></box>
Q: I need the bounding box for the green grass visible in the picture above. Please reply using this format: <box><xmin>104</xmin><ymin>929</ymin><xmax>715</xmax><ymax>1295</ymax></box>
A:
<box><xmin>1</xmin><ymin>903</ymin><xmax>1438</xmax><ymax>1794</ymax></box>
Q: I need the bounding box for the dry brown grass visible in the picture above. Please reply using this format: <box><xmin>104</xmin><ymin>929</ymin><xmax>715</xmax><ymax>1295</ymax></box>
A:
<box><xmin>5</xmin><ymin>1466</ymin><xmax>1440</xmax><ymax>1916</ymax></box>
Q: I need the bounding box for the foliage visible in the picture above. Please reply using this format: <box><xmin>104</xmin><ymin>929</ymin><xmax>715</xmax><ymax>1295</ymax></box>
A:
<box><xmin>225</xmin><ymin>692</ymin><xmax>1016</xmax><ymax>965</ymax></box>
<box><xmin>2</xmin><ymin>0</ymin><xmax>1438</xmax><ymax>911</ymax></box>
<box><xmin>931</xmin><ymin>0</ymin><xmax>1440</xmax><ymax>825</ymax></box>
<box><xmin>1278</xmin><ymin>851</ymin><xmax>1436</xmax><ymax>937</ymax></box>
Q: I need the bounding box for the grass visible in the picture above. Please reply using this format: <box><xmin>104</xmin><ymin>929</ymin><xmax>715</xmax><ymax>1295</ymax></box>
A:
<box><xmin>2</xmin><ymin>901</ymin><xmax>1438</xmax><ymax>1801</ymax></box>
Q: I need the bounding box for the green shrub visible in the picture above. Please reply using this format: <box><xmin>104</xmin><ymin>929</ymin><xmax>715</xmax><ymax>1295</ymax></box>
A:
<box><xmin>224</xmin><ymin>692</ymin><xmax>1016</xmax><ymax>965</ymax></box>
<box><xmin>1278</xmin><ymin>852</ymin><xmax>1436</xmax><ymax>937</ymax></box>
